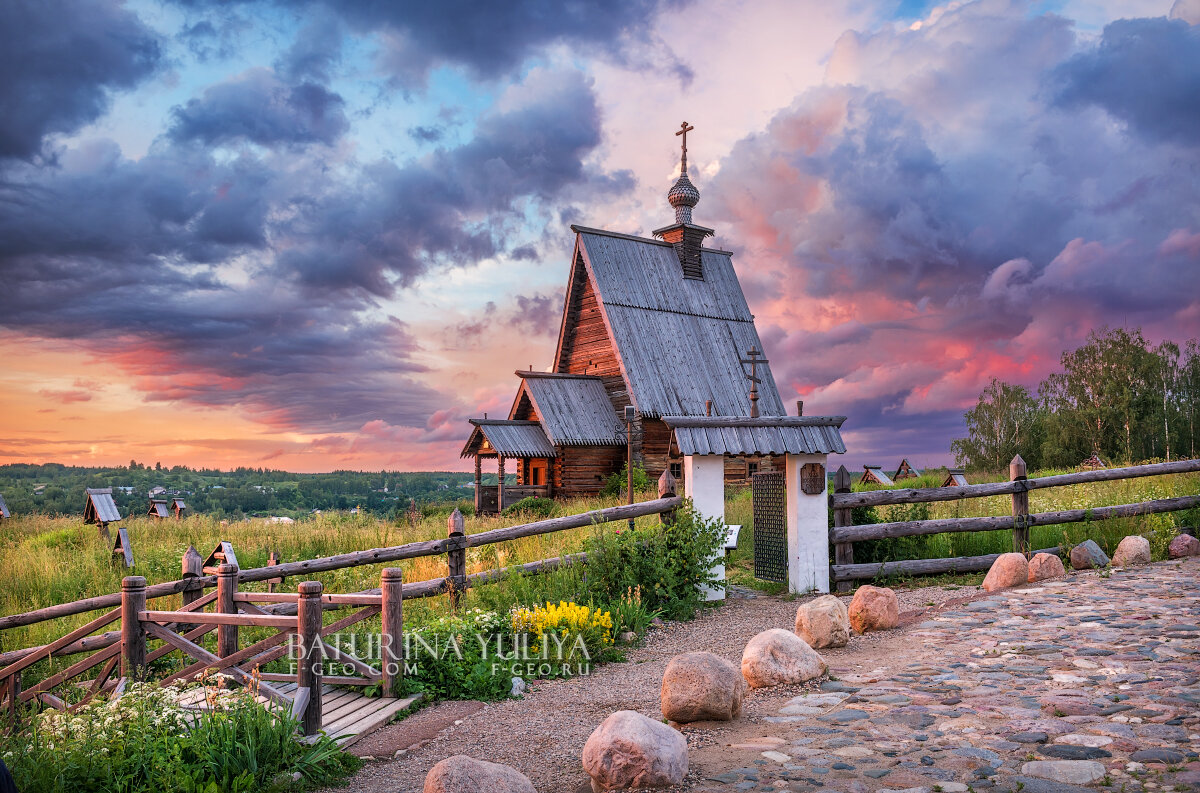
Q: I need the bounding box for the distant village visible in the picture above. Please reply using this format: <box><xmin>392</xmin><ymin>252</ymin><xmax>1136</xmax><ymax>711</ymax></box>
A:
<box><xmin>0</xmin><ymin>463</ymin><xmax>495</xmax><ymax>521</ymax></box>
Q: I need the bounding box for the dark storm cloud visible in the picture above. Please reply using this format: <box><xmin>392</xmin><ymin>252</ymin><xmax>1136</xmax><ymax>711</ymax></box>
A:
<box><xmin>173</xmin><ymin>0</ymin><xmax>682</xmax><ymax>83</ymax></box>
<box><xmin>275</xmin><ymin>12</ymin><xmax>344</xmax><ymax>83</ymax></box>
<box><xmin>0</xmin><ymin>65</ymin><xmax>624</xmax><ymax>433</ymax></box>
<box><xmin>1054</xmin><ymin>18</ymin><xmax>1200</xmax><ymax>145</ymax></box>
<box><xmin>169</xmin><ymin>68</ymin><xmax>349</xmax><ymax>146</ymax></box>
<box><xmin>276</xmin><ymin>69</ymin><xmax>629</xmax><ymax>296</ymax></box>
<box><xmin>0</xmin><ymin>0</ymin><xmax>161</xmax><ymax>160</ymax></box>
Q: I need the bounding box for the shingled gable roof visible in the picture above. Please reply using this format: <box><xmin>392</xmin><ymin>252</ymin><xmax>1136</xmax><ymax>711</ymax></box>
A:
<box><xmin>555</xmin><ymin>226</ymin><xmax>786</xmax><ymax>419</ymax></box>
<box><xmin>509</xmin><ymin>371</ymin><xmax>624</xmax><ymax>446</ymax></box>
<box><xmin>460</xmin><ymin>420</ymin><xmax>557</xmax><ymax>459</ymax></box>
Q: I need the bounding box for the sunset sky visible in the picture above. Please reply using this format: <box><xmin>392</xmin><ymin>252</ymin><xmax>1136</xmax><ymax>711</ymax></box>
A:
<box><xmin>2</xmin><ymin>0</ymin><xmax>1198</xmax><ymax>473</ymax></box>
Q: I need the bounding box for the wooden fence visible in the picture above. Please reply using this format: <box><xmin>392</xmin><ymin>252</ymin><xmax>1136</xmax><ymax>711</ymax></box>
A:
<box><xmin>829</xmin><ymin>457</ymin><xmax>1200</xmax><ymax>589</ymax></box>
<box><xmin>0</xmin><ymin>493</ymin><xmax>682</xmax><ymax>734</ymax></box>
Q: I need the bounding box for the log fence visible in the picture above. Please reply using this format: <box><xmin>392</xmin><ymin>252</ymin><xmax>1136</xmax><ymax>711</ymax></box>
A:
<box><xmin>828</xmin><ymin>456</ymin><xmax>1200</xmax><ymax>583</ymax></box>
<box><xmin>0</xmin><ymin>495</ymin><xmax>682</xmax><ymax>736</ymax></box>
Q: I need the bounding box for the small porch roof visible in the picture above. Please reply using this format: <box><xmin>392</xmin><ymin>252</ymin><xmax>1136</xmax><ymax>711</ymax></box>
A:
<box><xmin>460</xmin><ymin>420</ymin><xmax>557</xmax><ymax>459</ymax></box>
<box><xmin>662</xmin><ymin>416</ymin><xmax>847</xmax><ymax>456</ymax></box>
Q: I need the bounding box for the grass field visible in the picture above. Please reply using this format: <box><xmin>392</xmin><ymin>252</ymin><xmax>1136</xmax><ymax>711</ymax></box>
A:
<box><xmin>3</xmin><ymin>464</ymin><xmax>1197</xmax><ymax>658</ymax></box>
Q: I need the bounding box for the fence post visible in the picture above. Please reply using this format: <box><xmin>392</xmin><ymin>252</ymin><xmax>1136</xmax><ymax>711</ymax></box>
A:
<box><xmin>267</xmin><ymin>551</ymin><xmax>281</xmax><ymax>593</ymax></box>
<box><xmin>832</xmin><ymin>465</ymin><xmax>853</xmax><ymax>592</ymax></box>
<box><xmin>216</xmin><ymin>563</ymin><xmax>238</xmax><ymax>658</ymax></box>
<box><xmin>446</xmin><ymin>509</ymin><xmax>466</xmax><ymax>611</ymax></box>
<box><xmin>180</xmin><ymin>545</ymin><xmax>203</xmax><ymax>632</ymax></box>
<box><xmin>120</xmin><ymin>575</ymin><xmax>147</xmax><ymax>681</ymax></box>
<box><xmin>658</xmin><ymin>469</ymin><xmax>677</xmax><ymax>525</ymax></box>
<box><xmin>296</xmin><ymin>580</ymin><xmax>324</xmax><ymax>736</ymax></box>
<box><xmin>1011</xmin><ymin>455</ymin><xmax>1029</xmax><ymax>556</ymax></box>
<box><xmin>5</xmin><ymin>672</ymin><xmax>22</xmax><ymax>729</ymax></box>
<box><xmin>380</xmin><ymin>568</ymin><xmax>404</xmax><ymax>698</ymax></box>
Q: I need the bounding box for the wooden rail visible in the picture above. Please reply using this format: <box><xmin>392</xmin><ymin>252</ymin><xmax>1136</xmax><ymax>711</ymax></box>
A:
<box><xmin>829</xmin><ymin>458</ymin><xmax>1200</xmax><ymax>509</ymax></box>
<box><xmin>0</xmin><ymin>495</ymin><xmax>683</xmax><ymax>732</ymax></box>
<box><xmin>827</xmin><ymin>456</ymin><xmax>1200</xmax><ymax>583</ymax></box>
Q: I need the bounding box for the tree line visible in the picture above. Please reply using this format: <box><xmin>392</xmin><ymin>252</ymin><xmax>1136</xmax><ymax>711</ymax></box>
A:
<box><xmin>0</xmin><ymin>463</ymin><xmax>503</xmax><ymax>519</ymax></box>
<box><xmin>952</xmin><ymin>328</ymin><xmax>1200</xmax><ymax>472</ymax></box>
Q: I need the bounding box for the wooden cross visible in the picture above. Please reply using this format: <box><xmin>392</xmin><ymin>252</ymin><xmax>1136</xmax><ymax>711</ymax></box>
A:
<box><xmin>740</xmin><ymin>345</ymin><xmax>769</xmax><ymax>418</ymax></box>
<box><xmin>676</xmin><ymin>121</ymin><xmax>694</xmax><ymax>173</ymax></box>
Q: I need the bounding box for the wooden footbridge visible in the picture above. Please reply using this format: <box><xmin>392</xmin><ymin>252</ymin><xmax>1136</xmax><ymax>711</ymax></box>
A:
<box><xmin>0</xmin><ymin>493</ymin><xmax>682</xmax><ymax>741</ymax></box>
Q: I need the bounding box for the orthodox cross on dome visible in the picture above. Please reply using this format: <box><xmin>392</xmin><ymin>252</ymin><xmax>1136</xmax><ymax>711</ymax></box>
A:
<box><xmin>667</xmin><ymin>121</ymin><xmax>700</xmax><ymax>225</ymax></box>
<box><xmin>740</xmin><ymin>345</ymin><xmax>769</xmax><ymax>418</ymax></box>
<box><xmin>676</xmin><ymin>121</ymin><xmax>694</xmax><ymax>175</ymax></box>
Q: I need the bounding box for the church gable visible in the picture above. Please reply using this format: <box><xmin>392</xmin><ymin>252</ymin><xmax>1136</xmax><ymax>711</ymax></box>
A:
<box><xmin>553</xmin><ymin>249</ymin><xmax>630</xmax><ymax>413</ymax></box>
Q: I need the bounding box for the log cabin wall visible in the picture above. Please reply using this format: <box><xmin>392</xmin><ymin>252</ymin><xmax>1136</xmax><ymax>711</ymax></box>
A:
<box><xmin>641</xmin><ymin>417</ymin><xmax>673</xmax><ymax>482</ymax></box>
<box><xmin>555</xmin><ymin>445</ymin><xmax>626</xmax><ymax>496</ymax></box>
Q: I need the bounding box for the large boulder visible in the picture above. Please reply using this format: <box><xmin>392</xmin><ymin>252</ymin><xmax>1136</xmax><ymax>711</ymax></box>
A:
<box><xmin>1069</xmin><ymin>539</ymin><xmax>1110</xmax><ymax>570</ymax></box>
<box><xmin>982</xmin><ymin>552</ymin><xmax>1029</xmax><ymax>592</ymax></box>
<box><xmin>582</xmin><ymin>710</ymin><xmax>687</xmax><ymax>791</ymax></box>
<box><xmin>848</xmin><ymin>585</ymin><xmax>899</xmax><ymax>633</ymax></box>
<box><xmin>660</xmin><ymin>651</ymin><xmax>744</xmax><ymax>723</ymax></box>
<box><xmin>1168</xmin><ymin>533</ymin><xmax>1200</xmax><ymax>558</ymax></box>
<box><xmin>794</xmin><ymin>595</ymin><xmax>850</xmax><ymax>649</ymax></box>
<box><xmin>423</xmin><ymin>755</ymin><xmax>536</xmax><ymax>793</ymax></box>
<box><xmin>741</xmin><ymin>628</ymin><xmax>827</xmax><ymax>689</ymax></box>
<box><xmin>1111</xmin><ymin>535</ymin><xmax>1152</xmax><ymax>567</ymax></box>
<box><xmin>1028</xmin><ymin>553</ymin><xmax>1066</xmax><ymax>582</ymax></box>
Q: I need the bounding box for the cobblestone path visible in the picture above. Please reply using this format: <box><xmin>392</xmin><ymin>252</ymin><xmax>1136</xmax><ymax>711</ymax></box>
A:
<box><xmin>694</xmin><ymin>558</ymin><xmax>1200</xmax><ymax>793</ymax></box>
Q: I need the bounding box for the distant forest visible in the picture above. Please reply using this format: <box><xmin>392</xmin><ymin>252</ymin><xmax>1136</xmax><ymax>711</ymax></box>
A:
<box><xmin>953</xmin><ymin>328</ymin><xmax>1200</xmax><ymax>472</ymax></box>
<box><xmin>0</xmin><ymin>464</ymin><xmax>512</xmax><ymax>519</ymax></box>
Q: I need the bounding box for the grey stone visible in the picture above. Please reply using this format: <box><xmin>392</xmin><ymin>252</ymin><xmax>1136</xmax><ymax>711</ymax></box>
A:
<box><xmin>1009</xmin><ymin>731</ymin><xmax>1050</xmax><ymax>743</ymax></box>
<box><xmin>1069</xmin><ymin>540</ymin><xmax>1110</xmax><ymax>570</ymax></box>
<box><xmin>1001</xmin><ymin>775</ymin><xmax>1100</xmax><ymax>793</ymax></box>
<box><xmin>818</xmin><ymin>709</ymin><xmax>870</xmax><ymax>723</ymax></box>
<box><xmin>1019</xmin><ymin>760</ymin><xmax>1107</xmax><ymax>785</ymax></box>
<box><xmin>1038</xmin><ymin>745</ymin><xmax>1110</xmax><ymax>760</ymax></box>
<box><xmin>1129</xmin><ymin>748</ymin><xmax>1185</xmax><ymax>764</ymax></box>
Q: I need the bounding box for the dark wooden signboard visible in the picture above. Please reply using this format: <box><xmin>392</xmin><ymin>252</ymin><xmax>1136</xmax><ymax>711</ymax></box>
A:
<box><xmin>801</xmin><ymin>463</ymin><xmax>826</xmax><ymax>495</ymax></box>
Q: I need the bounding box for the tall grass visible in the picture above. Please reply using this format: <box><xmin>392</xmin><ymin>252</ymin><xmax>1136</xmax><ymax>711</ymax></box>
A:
<box><xmin>0</xmin><ymin>490</ymin><xmax>663</xmax><ymax>658</ymax></box>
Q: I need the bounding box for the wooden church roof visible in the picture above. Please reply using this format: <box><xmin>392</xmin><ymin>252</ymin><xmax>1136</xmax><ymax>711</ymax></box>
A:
<box><xmin>510</xmin><ymin>371</ymin><xmax>624</xmax><ymax>446</ymax></box>
<box><xmin>460</xmin><ymin>420</ymin><xmax>557</xmax><ymax>458</ymax></box>
<box><xmin>557</xmin><ymin>227</ymin><xmax>785</xmax><ymax>419</ymax></box>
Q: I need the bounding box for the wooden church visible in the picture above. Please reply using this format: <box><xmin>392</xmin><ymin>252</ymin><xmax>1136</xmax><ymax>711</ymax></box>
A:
<box><xmin>462</xmin><ymin>123</ymin><xmax>791</xmax><ymax>513</ymax></box>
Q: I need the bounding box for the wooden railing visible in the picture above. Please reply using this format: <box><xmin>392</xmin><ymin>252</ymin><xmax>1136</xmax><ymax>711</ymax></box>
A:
<box><xmin>828</xmin><ymin>457</ymin><xmax>1200</xmax><ymax>588</ymax></box>
<box><xmin>0</xmin><ymin>495</ymin><xmax>682</xmax><ymax>733</ymax></box>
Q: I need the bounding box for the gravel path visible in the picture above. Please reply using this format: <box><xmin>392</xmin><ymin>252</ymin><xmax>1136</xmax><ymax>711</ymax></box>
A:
<box><xmin>326</xmin><ymin>582</ymin><xmax>986</xmax><ymax>793</ymax></box>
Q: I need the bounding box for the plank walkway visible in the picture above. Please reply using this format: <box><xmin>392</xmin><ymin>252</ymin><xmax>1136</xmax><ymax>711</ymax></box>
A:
<box><xmin>176</xmin><ymin>683</ymin><xmax>420</xmax><ymax>746</ymax></box>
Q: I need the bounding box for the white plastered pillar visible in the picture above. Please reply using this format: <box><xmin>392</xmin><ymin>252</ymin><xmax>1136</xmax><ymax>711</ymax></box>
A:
<box><xmin>683</xmin><ymin>453</ymin><xmax>725</xmax><ymax>601</ymax></box>
<box><xmin>785</xmin><ymin>453</ymin><xmax>830</xmax><ymax>594</ymax></box>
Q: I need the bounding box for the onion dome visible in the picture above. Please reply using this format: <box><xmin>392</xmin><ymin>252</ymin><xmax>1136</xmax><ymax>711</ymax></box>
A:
<box><xmin>667</xmin><ymin>173</ymin><xmax>700</xmax><ymax>225</ymax></box>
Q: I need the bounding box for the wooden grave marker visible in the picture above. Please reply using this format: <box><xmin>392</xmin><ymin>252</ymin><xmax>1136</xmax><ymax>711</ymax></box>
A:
<box><xmin>111</xmin><ymin>527</ymin><xmax>134</xmax><ymax>568</ymax></box>
<box><xmin>202</xmin><ymin>541</ymin><xmax>238</xmax><ymax>574</ymax></box>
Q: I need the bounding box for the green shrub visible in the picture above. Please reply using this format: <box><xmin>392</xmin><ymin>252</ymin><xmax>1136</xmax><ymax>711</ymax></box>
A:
<box><xmin>0</xmin><ymin>681</ymin><xmax>360</xmax><ymax>793</ymax></box>
<box><xmin>501</xmin><ymin>497</ymin><xmax>557</xmax><ymax>518</ymax></box>
<box><xmin>583</xmin><ymin>503</ymin><xmax>725</xmax><ymax>620</ymax></box>
<box><xmin>600</xmin><ymin>464</ymin><xmax>650</xmax><ymax>497</ymax></box>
